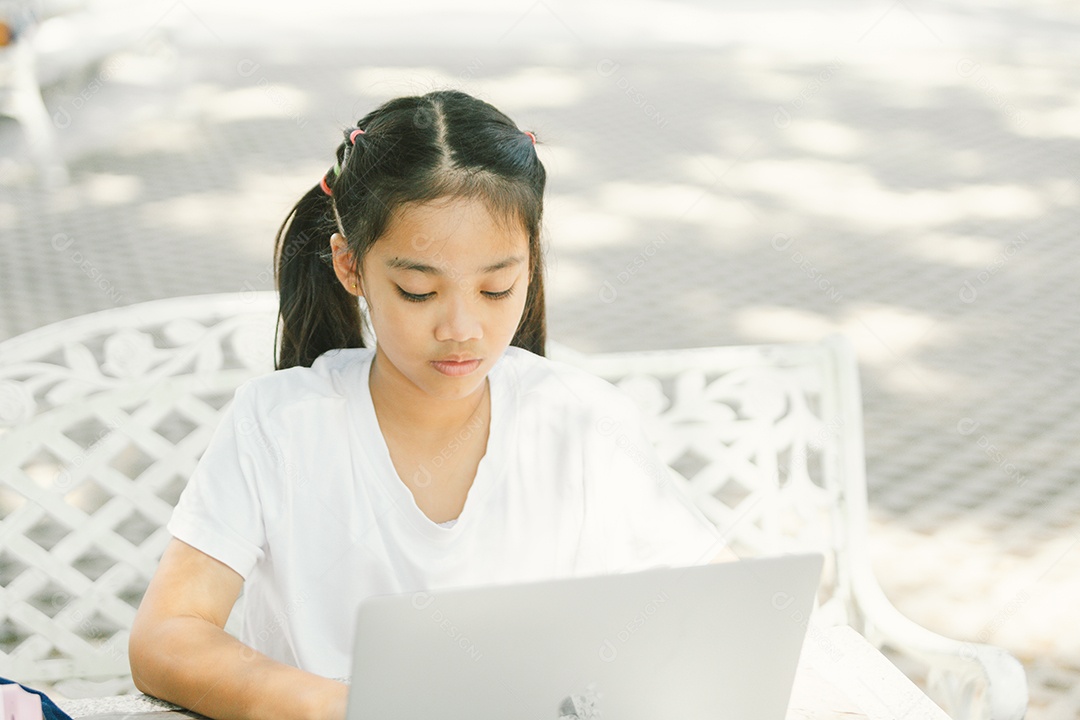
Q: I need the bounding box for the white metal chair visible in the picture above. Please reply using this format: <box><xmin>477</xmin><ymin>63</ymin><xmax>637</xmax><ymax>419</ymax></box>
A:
<box><xmin>0</xmin><ymin>292</ymin><xmax>1027</xmax><ymax>719</ymax></box>
<box><xmin>0</xmin><ymin>2</ymin><xmax>69</xmax><ymax>185</ymax></box>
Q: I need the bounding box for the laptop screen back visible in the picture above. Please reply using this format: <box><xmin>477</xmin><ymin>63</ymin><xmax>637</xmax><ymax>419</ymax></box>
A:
<box><xmin>346</xmin><ymin>553</ymin><xmax>823</xmax><ymax>720</ymax></box>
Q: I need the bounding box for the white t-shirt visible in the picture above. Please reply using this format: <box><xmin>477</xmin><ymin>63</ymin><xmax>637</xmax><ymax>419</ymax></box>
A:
<box><xmin>167</xmin><ymin>346</ymin><xmax>723</xmax><ymax>678</ymax></box>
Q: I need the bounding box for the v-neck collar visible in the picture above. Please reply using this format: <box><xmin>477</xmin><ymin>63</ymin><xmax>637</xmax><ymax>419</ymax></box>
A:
<box><xmin>347</xmin><ymin>349</ymin><xmax>514</xmax><ymax>542</ymax></box>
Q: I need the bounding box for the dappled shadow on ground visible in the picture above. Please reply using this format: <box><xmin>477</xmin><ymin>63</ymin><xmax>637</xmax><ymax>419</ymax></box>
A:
<box><xmin>2</xmin><ymin>11</ymin><xmax>1078</xmax><ymax>715</ymax></box>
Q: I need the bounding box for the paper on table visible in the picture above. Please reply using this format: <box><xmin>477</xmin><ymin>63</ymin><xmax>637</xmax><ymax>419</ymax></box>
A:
<box><xmin>788</xmin><ymin>625</ymin><xmax>952</xmax><ymax>720</ymax></box>
<box><xmin>789</xmin><ymin>664</ymin><xmax>870</xmax><ymax>719</ymax></box>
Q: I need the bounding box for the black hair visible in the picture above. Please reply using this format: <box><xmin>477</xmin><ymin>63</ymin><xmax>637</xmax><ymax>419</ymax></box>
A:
<box><xmin>273</xmin><ymin>90</ymin><xmax>547</xmax><ymax>370</ymax></box>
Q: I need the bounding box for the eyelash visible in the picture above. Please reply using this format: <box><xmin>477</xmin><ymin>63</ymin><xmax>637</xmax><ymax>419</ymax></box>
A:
<box><xmin>395</xmin><ymin>286</ymin><xmax>515</xmax><ymax>303</ymax></box>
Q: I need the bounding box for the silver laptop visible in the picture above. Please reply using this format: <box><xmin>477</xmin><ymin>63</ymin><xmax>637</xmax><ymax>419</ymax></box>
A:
<box><xmin>345</xmin><ymin>553</ymin><xmax>823</xmax><ymax>720</ymax></box>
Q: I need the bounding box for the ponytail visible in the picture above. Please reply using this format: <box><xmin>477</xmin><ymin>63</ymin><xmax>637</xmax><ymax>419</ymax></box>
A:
<box><xmin>511</xmin><ymin>247</ymin><xmax>546</xmax><ymax>356</ymax></box>
<box><xmin>273</xmin><ymin>183</ymin><xmax>364</xmax><ymax>370</ymax></box>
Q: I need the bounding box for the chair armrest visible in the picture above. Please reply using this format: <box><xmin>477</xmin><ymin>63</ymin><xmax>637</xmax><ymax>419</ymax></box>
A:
<box><xmin>854</xmin><ymin>574</ymin><xmax>1028</xmax><ymax>720</ymax></box>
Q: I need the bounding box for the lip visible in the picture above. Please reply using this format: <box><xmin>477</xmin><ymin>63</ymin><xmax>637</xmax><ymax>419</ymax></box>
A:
<box><xmin>430</xmin><ymin>358</ymin><xmax>483</xmax><ymax>377</ymax></box>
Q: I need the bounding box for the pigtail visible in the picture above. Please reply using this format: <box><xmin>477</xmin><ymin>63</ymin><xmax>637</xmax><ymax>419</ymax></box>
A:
<box><xmin>512</xmin><ymin>271</ymin><xmax>546</xmax><ymax>357</ymax></box>
<box><xmin>273</xmin><ymin>181</ymin><xmax>363</xmax><ymax>370</ymax></box>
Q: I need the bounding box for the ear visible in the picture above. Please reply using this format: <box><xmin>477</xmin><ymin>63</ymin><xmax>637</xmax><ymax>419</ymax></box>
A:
<box><xmin>330</xmin><ymin>233</ymin><xmax>363</xmax><ymax>297</ymax></box>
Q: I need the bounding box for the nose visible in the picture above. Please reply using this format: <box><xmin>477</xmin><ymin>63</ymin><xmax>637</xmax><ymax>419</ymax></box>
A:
<box><xmin>434</xmin><ymin>292</ymin><xmax>483</xmax><ymax>343</ymax></box>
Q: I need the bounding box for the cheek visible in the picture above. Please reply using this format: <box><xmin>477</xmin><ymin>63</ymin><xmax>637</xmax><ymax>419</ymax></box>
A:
<box><xmin>501</xmin><ymin>291</ymin><xmax>530</xmax><ymax>335</ymax></box>
<box><xmin>382</xmin><ymin>305</ymin><xmax>419</xmax><ymax>335</ymax></box>
<box><xmin>367</xmin><ymin>297</ymin><xmax>411</xmax><ymax>345</ymax></box>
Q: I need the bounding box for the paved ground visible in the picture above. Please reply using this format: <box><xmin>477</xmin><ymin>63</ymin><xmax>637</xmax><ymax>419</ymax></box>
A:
<box><xmin>2</xmin><ymin>0</ymin><xmax>1079</xmax><ymax>716</ymax></box>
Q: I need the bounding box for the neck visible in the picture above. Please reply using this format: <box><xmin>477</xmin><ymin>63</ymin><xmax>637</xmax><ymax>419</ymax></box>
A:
<box><xmin>368</xmin><ymin>348</ymin><xmax>489</xmax><ymax>439</ymax></box>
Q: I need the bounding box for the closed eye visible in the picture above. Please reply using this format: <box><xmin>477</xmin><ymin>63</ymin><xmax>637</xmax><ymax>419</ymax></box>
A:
<box><xmin>483</xmin><ymin>287</ymin><xmax>515</xmax><ymax>300</ymax></box>
<box><xmin>396</xmin><ymin>287</ymin><xmax>434</xmax><ymax>302</ymax></box>
<box><xmin>396</xmin><ymin>286</ymin><xmax>516</xmax><ymax>302</ymax></box>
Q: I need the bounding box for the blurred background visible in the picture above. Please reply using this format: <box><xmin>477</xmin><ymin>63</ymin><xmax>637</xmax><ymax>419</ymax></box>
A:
<box><xmin>1</xmin><ymin>0</ymin><xmax>1078</xmax><ymax>716</ymax></box>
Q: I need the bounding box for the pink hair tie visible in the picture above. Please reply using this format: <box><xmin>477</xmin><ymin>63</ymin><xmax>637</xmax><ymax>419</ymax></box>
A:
<box><xmin>320</xmin><ymin>173</ymin><xmax>333</xmax><ymax>197</ymax></box>
<box><xmin>350</xmin><ymin>128</ymin><xmax>366</xmax><ymax>144</ymax></box>
<box><xmin>524</xmin><ymin>131</ymin><xmax>536</xmax><ymax>145</ymax></box>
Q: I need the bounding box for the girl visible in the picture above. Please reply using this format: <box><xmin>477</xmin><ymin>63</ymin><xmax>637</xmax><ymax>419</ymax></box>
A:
<box><xmin>128</xmin><ymin>89</ymin><xmax>728</xmax><ymax>720</ymax></box>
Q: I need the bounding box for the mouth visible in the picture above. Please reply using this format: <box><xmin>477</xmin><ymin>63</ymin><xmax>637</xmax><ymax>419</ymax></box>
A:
<box><xmin>430</xmin><ymin>358</ymin><xmax>483</xmax><ymax>377</ymax></box>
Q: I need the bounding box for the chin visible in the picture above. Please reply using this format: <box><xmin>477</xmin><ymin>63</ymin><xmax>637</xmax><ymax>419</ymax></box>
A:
<box><xmin>423</xmin><ymin>379</ymin><xmax>487</xmax><ymax>402</ymax></box>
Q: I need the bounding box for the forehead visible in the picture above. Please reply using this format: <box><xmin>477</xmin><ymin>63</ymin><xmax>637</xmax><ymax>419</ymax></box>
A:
<box><xmin>371</xmin><ymin>196</ymin><xmax>528</xmax><ymax>267</ymax></box>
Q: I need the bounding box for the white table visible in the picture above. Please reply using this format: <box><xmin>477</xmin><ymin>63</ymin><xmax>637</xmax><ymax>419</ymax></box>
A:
<box><xmin>56</xmin><ymin>626</ymin><xmax>950</xmax><ymax>720</ymax></box>
<box><xmin>788</xmin><ymin>626</ymin><xmax>951</xmax><ymax>719</ymax></box>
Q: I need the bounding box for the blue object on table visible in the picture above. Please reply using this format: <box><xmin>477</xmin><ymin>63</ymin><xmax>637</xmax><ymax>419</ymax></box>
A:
<box><xmin>0</xmin><ymin>677</ymin><xmax>74</xmax><ymax>720</ymax></box>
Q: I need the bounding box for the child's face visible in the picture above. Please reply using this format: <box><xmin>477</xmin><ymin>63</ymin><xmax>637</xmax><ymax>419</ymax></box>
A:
<box><xmin>335</xmin><ymin>195</ymin><xmax>530</xmax><ymax>402</ymax></box>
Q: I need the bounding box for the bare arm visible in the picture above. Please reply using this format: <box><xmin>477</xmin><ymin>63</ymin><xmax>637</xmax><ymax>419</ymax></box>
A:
<box><xmin>129</xmin><ymin>538</ymin><xmax>348</xmax><ymax>720</ymax></box>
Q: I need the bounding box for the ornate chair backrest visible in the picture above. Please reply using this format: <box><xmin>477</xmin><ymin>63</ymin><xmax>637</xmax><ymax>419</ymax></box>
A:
<box><xmin>546</xmin><ymin>336</ymin><xmax>869</xmax><ymax>629</ymax></box>
<box><xmin>0</xmin><ymin>294</ymin><xmax>277</xmax><ymax>683</ymax></box>
<box><xmin>0</xmin><ymin>292</ymin><xmax>869</xmax><ymax>684</ymax></box>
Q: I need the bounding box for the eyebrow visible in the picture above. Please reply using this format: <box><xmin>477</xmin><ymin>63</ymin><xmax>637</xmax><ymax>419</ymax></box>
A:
<box><xmin>385</xmin><ymin>255</ymin><xmax>525</xmax><ymax>275</ymax></box>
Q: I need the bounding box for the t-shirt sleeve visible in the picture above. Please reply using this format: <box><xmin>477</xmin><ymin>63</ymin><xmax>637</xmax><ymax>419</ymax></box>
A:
<box><xmin>585</xmin><ymin>392</ymin><xmax>726</xmax><ymax>574</ymax></box>
<box><xmin>167</xmin><ymin>380</ymin><xmax>269</xmax><ymax>579</ymax></box>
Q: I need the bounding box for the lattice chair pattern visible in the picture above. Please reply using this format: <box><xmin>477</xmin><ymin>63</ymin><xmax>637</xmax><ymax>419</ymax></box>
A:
<box><xmin>0</xmin><ymin>294</ymin><xmax>276</xmax><ymax>689</ymax></box>
<box><xmin>549</xmin><ymin>340</ymin><xmax>1028</xmax><ymax>720</ymax></box>
<box><xmin>0</xmin><ymin>292</ymin><xmax>1026</xmax><ymax>719</ymax></box>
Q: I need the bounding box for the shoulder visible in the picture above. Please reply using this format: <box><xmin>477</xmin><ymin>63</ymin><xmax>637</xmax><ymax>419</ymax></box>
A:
<box><xmin>232</xmin><ymin>347</ymin><xmax>372</xmax><ymax>418</ymax></box>
<box><xmin>497</xmin><ymin>346</ymin><xmax>637</xmax><ymax>416</ymax></box>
